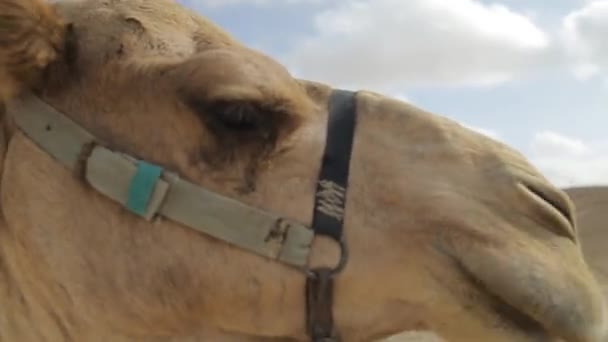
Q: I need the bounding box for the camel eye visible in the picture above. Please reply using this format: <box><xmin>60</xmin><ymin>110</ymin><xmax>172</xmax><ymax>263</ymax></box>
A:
<box><xmin>208</xmin><ymin>100</ymin><xmax>266</xmax><ymax>130</ymax></box>
<box><xmin>186</xmin><ymin>97</ymin><xmax>269</xmax><ymax>132</ymax></box>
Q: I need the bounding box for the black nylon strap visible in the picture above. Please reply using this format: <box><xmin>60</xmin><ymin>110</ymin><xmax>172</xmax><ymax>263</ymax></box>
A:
<box><xmin>311</xmin><ymin>90</ymin><xmax>358</xmax><ymax>242</ymax></box>
<box><xmin>306</xmin><ymin>267</ymin><xmax>339</xmax><ymax>341</ymax></box>
<box><xmin>306</xmin><ymin>89</ymin><xmax>357</xmax><ymax>342</ymax></box>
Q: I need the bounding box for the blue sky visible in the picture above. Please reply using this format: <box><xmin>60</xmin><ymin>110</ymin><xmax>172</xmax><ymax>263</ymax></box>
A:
<box><xmin>177</xmin><ymin>0</ymin><xmax>608</xmax><ymax>187</ymax></box>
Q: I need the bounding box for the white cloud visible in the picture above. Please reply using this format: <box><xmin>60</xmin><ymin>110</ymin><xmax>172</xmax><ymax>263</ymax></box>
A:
<box><xmin>529</xmin><ymin>131</ymin><xmax>591</xmax><ymax>157</ymax></box>
<box><xmin>280</xmin><ymin>0</ymin><xmax>550</xmax><ymax>89</ymax></box>
<box><xmin>561</xmin><ymin>1</ymin><xmax>608</xmax><ymax>79</ymax></box>
<box><xmin>526</xmin><ymin>131</ymin><xmax>608</xmax><ymax>187</ymax></box>
<box><xmin>186</xmin><ymin>0</ymin><xmax>608</xmax><ymax>87</ymax></box>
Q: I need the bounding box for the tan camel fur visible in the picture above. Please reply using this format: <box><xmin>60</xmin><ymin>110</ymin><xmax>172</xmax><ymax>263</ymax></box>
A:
<box><xmin>0</xmin><ymin>0</ymin><xmax>605</xmax><ymax>341</ymax></box>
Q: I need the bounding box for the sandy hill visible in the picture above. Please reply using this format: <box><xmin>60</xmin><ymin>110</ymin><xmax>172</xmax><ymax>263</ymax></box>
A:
<box><xmin>564</xmin><ymin>186</ymin><xmax>608</xmax><ymax>296</ymax></box>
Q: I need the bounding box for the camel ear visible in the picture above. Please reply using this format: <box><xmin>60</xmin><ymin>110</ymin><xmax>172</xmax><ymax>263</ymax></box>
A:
<box><xmin>0</xmin><ymin>0</ymin><xmax>66</xmax><ymax>102</ymax></box>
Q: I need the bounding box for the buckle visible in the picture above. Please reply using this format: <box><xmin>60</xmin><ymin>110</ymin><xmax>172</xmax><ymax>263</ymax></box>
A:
<box><xmin>125</xmin><ymin>160</ymin><xmax>170</xmax><ymax>221</ymax></box>
<box><xmin>305</xmin><ymin>237</ymin><xmax>349</xmax><ymax>279</ymax></box>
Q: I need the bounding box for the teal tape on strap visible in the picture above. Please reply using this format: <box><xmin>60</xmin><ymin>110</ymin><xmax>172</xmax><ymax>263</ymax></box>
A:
<box><xmin>126</xmin><ymin>161</ymin><xmax>163</xmax><ymax>216</ymax></box>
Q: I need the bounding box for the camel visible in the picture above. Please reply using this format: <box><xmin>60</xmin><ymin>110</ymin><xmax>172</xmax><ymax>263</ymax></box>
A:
<box><xmin>0</xmin><ymin>0</ymin><xmax>605</xmax><ymax>341</ymax></box>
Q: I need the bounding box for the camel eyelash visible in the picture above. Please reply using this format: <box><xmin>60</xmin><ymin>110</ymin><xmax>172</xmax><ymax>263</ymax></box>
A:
<box><xmin>64</xmin><ymin>23</ymin><xmax>78</xmax><ymax>68</ymax></box>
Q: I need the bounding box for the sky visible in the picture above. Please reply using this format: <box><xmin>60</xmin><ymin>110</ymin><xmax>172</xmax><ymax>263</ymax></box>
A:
<box><xmin>176</xmin><ymin>0</ymin><xmax>608</xmax><ymax>188</ymax></box>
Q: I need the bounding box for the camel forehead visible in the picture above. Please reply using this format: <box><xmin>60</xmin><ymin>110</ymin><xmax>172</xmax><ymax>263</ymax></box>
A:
<box><xmin>53</xmin><ymin>0</ymin><xmax>235</xmax><ymax>59</ymax></box>
<box><xmin>56</xmin><ymin>0</ymin><xmax>196</xmax><ymax>27</ymax></box>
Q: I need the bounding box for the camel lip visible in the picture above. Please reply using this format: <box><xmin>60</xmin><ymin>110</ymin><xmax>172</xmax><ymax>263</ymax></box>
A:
<box><xmin>448</xmin><ymin>257</ymin><xmax>551</xmax><ymax>339</ymax></box>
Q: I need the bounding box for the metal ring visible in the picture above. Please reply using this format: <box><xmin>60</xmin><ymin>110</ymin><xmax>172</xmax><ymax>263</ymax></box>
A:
<box><xmin>304</xmin><ymin>237</ymin><xmax>349</xmax><ymax>279</ymax></box>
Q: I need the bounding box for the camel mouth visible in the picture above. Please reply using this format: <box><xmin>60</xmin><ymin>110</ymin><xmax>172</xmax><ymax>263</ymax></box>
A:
<box><xmin>453</xmin><ymin>259</ymin><xmax>551</xmax><ymax>339</ymax></box>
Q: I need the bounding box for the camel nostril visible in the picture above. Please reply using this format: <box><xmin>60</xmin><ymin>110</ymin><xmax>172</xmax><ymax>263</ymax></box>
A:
<box><xmin>525</xmin><ymin>183</ymin><xmax>574</xmax><ymax>226</ymax></box>
<box><xmin>519</xmin><ymin>181</ymin><xmax>577</xmax><ymax>241</ymax></box>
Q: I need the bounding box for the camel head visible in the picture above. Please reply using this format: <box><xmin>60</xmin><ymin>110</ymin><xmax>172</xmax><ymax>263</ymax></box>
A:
<box><xmin>0</xmin><ymin>0</ymin><xmax>606</xmax><ymax>341</ymax></box>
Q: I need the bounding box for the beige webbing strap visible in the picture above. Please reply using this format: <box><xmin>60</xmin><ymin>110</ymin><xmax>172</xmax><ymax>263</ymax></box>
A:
<box><xmin>7</xmin><ymin>94</ymin><xmax>95</xmax><ymax>170</ymax></box>
<box><xmin>6</xmin><ymin>94</ymin><xmax>315</xmax><ymax>268</ymax></box>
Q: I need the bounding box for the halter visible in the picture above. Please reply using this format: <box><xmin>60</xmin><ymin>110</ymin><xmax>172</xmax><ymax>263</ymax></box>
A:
<box><xmin>5</xmin><ymin>89</ymin><xmax>358</xmax><ymax>342</ymax></box>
